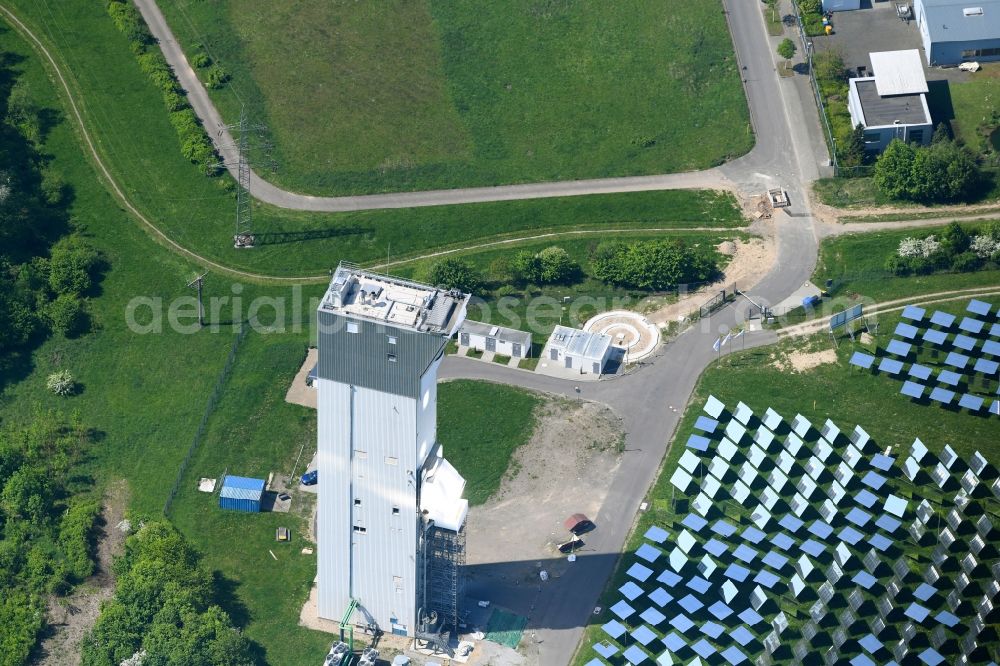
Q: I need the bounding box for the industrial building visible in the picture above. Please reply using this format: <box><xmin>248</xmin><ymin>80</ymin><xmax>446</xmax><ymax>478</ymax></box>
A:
<box><xmin>458</xmin><ymin>320</ymin><xmax>532</xmax><ymax>358</ymax></box>
<box><xmin>847</xmin><ymin>50</ymin><xmax>933</xmax><ymax>152</ymax></box>
<box><xmin>544</xmin><ymin>325</ymin><xmax>614</xmax><ymax>376</ymax></box>
<box><xmin>315</xmin><ymin>263</ymin><xmax>470</xmax><ymax>641</ymax></box>
<box><xmin>915</xmin><ymin>0</ymin><xmax>1000</xmax><ymax>65</ymax></box>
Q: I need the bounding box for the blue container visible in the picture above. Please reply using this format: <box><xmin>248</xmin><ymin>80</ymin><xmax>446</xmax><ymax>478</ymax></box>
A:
<box><xmin>219</xmin><ymin>475</ymin><xmax>265</xmax><ymax>513</ymax></box>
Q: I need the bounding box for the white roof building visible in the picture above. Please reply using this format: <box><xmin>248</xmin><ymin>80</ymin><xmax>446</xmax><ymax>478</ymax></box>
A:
<box><xmin>544</xmin><ymin>325</ymin><xmax>614</xmax><ymax>375</ymax></box>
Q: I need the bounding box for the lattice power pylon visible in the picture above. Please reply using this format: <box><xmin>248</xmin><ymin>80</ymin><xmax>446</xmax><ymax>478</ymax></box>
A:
<box><xmin>214</xmin><ymin>106</ymin><xmax>273</xmax><ymax>249</ymax></box>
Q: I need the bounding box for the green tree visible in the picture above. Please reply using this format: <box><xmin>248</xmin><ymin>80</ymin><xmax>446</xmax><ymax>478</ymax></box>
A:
<box><xmin>873</xmin><ymin>139</ymin><xmax>916</xmax><ymax>199</ymax></box>
<box><xmin>48</xmin><ymin>235</ymin><xmax>100</xmax><ymax>296</ymax></box>
<box><xmin>777</xmin><ymin>38</ymin><xmax>796</xmax><ymax>71</ymax></box>
<box><xmin>47</xmin><ymin>293</ymin><xmax>87</xmax><ymax>337</ymax></box>
<box><xmin>536</xmin><ymin>246</ymin><xmax>580</xmax><ymax>284</ymax></box>
<box><xmin>1</xmin><ymin>467</ymin><xmax>52</xmax><ymax>521</ymax></box>
<box><xmin>940</xmin><ymin>221</ymin><xmax>972</xmax><ymax>257</ymax></box>
<box><xmin>428</xmin><ymin>258</ymin><xmax>483</xmax><ymax>293</ymax></box>
<box><xmin>510</xmin><ymin>250</ymin><xmax>542</xmax><ymax>285</ymax></box>
<box><xmin>840</xmin><ymin>124</ymin><xmax>866</xmax><ymax>168</ymax></box>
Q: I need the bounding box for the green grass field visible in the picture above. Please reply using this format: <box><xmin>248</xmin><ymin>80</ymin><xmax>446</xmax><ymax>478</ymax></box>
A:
<box><xmin>157</xmin><ymin>0</ymin><xmax>753</xmax><ymax>195</ymax></box>
<box><xmin>813</xmin><ymin>224</ymin><xmax>1000</xmax><ymax>303</ymax></box>
<box><xmin>572</xmin><ymin>298</ymin><xmax>1000</xmax><ymax>665</ymax></box>
<box><xmin>438</xmin><ymin>380</ymin><xmax>543</xmax><ymax>506</ymax></box>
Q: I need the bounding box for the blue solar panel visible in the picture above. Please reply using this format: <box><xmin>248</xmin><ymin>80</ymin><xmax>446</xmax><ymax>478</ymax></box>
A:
<box><xmin>930</xmin><ymin>387</ymin><xmax>955</xmax><ymax>404</ymax></box>
<box><xmin>801</xmin><ymin>539</ymin><xmax>826</xmax><ymax>557</ymax></box>
<box><xmin>753</xmin><ymin>570</ymin><xmax>780</xmax><ymax>588</ymax></box>
<box><xmin>855</xmin><ymin>489</ymin><xmax>878</xmax><ymax>507</ymax></box>
<box><xmin>930</xmin><ymin>311</ymin><xmax>955</xmax><ymax>328</ymax></box>
<box><xmin>700</xmin><ymin>620</ymin><xmax>724</xmax><ymax>639</ymax></box>
<box><xmin>670</xmin><ymin>613</ymin><xmax>694</xmax><ymax>634</ymax></box>
<box><xmin>862</xmin><ymin>471</ymin><xmax>887</xmax><ymax>490</ymax></box>
<box><xmin>869</xmin><ymin>533</ymin><xmax>893</xmax><ymax>551</ymax></box>
<box><xmin>602</xmin><ymin>619</ymin><xmax>626</xmax><ymax>639</ymax></box>
<box><xmin>945</xmin><ymin>352</ymin><xmax>970</xmax><ymax>369</ymax></box>
<box><xmin>886</xmin><ymin>339</ymin><xmax>912</xmax><ymax>357</ymax></box>
<box><xmin>960</xmin><ymin>394</ymin><xmax>985</xmax><ymax>411</ymax></box>
<box><xmin>894</xmin><ymin>322</ymin><xmax>919</xmax><ymax>339</ymax></box>
<box><xmin>937</xmin><ymin>370</ymin><xmax>962</xmax><ymax>386</ymax></box>
<box><xmin>644</xmin><ymin>525</ymin><xmax>669</xmax><ymax>543</ymax></box>
<box><xmin>682</xmin><ymin>514</ymin><xmax>708</xmax><ymax>531</ymax></box>
<box><xmin>852</xmin><ymin>571</ymin><xmax>877</xmax><ymax>589</ymax></box>
<box><xmin>913</xmin><ymin>583</ymin><xmax>936</xmax><ymax>601</ymax></box>
<box><xmin>741</xmin><ymin>526</ymin><xmax>766</xmax><ymax>544</ymax></box>
<box><xmin>711</xmin><ymin>520</ymin><xmax>737</xmax><ymax>537</ymax></box>
<box><xmin>849</xmin><ymin>351</ymin><xmax>876</xmax><ymax>369</ymax></box>
<box><xmin>808</xmin><ymin>520</ymin><xmax>834</xmax><ymax>539</ymax></box>
<box><xmin>762</xmin><ymin>551</ymin><xmax>788</xmax><ymax>569</ymax></box>
<box><xmin>649</xmin><ymin>587</ymin><xmax>672</xmax><ymax>607</ymax></box>
<box><xmin>871</xmin><ymin>453</ymin><xmax>895</xmax><ymax>471</ymax></box>
<box><xmin>724</xmin><ymin>563</ymin><xmax>751</xmax><ymax>582</ymax></box>
<box><xmin>635</xmin><ymin>543</ymin><xmax>661</xmax><ymax>563</ymax></box>
<box><xmin>739</xmin><ymin>607</ymin><xmax>764</xmax><ymax>625</ymax></box>
<box><xmin>730</xmin><ymin>626</ymin><xmax>754</xmax><ymax>646</ymax></box>
<box><xmin>851</xmin><ymin>655</ymin><xmax>877</xmax><ymax>666</ymax></box>
<box><xmin>627</xmin><ymin>563</ymin><xmax>653</xmax><ymax>582</ymax></box>
<box><xmin>687</xmin><ymin>576</ymin><xmax>711</xmax><ymax>594</ymax></box>
<box><xmin>902</xmin><ymin>305</ymin><xmax>926</xmax><ymax>321</ymax></box>
<box><xmin>959</xmin><ymin>316</ymin><xmax>985</xmax><ymax>335</ymax></box>
<box><xmin>968</xmin><ymin>299</ymin><xmax>991</xmax><ymax>316</ymax></box>
<box><xmin>692</xmin><ymin>638</ymin><xmax>716</xmax><ymax>658</ymax></box>
<box><xmin>678</xmin><ymin>594</ymin><xmax>703</xmax><ymax>613</ymax></box>
<box><xmin>772</xmin><ymin>533</ymin><xmax>795</xmax><ymax>550</ymax></box>
<box><xmin>610</xmin><ymin>600</ymin><xmax>635</xmax><ymax>619</ymax></box>
<box><xmin>657</xmin><ymin>569</ymin><xmax>682</xmax><ymax>587</ymax></box>
<box><xmin>622</xmin><ymin>644</ymin><xmax>649</xmax><ymax>664</ymax></box>
<box><xmin>839</xmin><ymin>526</ymin><xmax>864</xmax><ymax>545</ymax></box>
<box><xmin>707</xmin><ymin>601</ymin><xmax>733</xmax><ymax>620</ymax></box>
<box><xmin>694</xmin><ymin>415</ymin><xmax>719</xmax><ymax>433</ymax></box>
<box><xmin>733</xmin><ymin>544</ymin><xmax>759</xmax><ymax>563</ymax></box>
<box><xmin>704</xmin><ymin>538</ymin><xmax>728</xmax><ymax>557</ymax></box>
<box><xmin>875</xmin><ymin>514</ymin><xmax>901</xmax><ymax>533</ymax></box>
<box><xmin>859</xmin><ymin>633</ymin><xmax>884</xmax><ymax>654</ymax></box>
<box><xmin>901</xmin><ymin>381</ymin><xmax>925</xmax><ymax>399</ymax></box>
<box><xmin>908</xmin><ymin>363</ymin><xmax>932</xmax><ymax>380</ymax></box>
<box><xmin>721</xmin><ymin>645</ymin><xmax>748</xmax><ymax>665</ymax></box>
<box><xmin>986</xmin><ymin>340</ymin><xmax>1000</xmax><ymax>356</ymax></box>
<box><xmin>619</xmin><ymin>581</ymin><xmax>644</xmax><ymax>600</ymax></box>
<box><xmin>663</xmin><ymin>631</ymin><xmax>686</xmax><ymax>651</ymax></box>
<box><xmin>922</xmin><ymin>328</ymin><xmax>948</xmax><ymax>345</ymax></box>
<box><xmin>778</xmin><ymin>514</ymin><xmax>804</xmax><ymax>532</ymax></box>
<box><xmin>918</xmin><ymin>648</ymin><xmax>945</xmax><ymax>666</ymax></box>
<box><xmin>934</xmin><ymin>611</ymin><xmax>960</xmax><ymax>627</ymax></box>
<box><xmin>846</xmin><ymin>507</ymin><xmax>872</xmax><ymax>526</ymax></box>
<box><xmin>631</xmin><ymin>625</ymin><xmax>657</xmax><ymax>646</ymax></box>
<box><xmin>953</xmin><ymin>333</ymin><xmax>977</xmax><ymax>351</ymax></box>
<box><xmin>594</xmin><ymin>642</ymin><xmax>618</xmax><ymax>658</ymax></box>
<box><xmin>904</xmin><ymin>603</ymin><xmax>930</xmax><ymax>622</ymax></box>
<box><xmin>878</xmin><ymin>357</ymin><xmax>904</xmax><ymax>374</ymax></box>
<box><xmin>686</xmin><ymin>434</ymin><xmax>710</xmax><ymax>451</ymax></box>
<box><xmin>975</xmin><ymin>358</ymin><xmax>999</xmax><ymax>375</ymax></box>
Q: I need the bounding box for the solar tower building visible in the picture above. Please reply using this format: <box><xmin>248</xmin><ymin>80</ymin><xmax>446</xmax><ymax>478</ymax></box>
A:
<box><xmin>315</xmin><ymin>263</ymin><xmax>470</xmax><ymax>637</ymax></box>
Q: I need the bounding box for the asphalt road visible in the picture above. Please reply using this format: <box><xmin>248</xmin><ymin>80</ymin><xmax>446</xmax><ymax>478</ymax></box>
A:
<box><xmin>135</xmin><ymin>0</ymin><xmax>825</xmax><ymax>662</ymax></box>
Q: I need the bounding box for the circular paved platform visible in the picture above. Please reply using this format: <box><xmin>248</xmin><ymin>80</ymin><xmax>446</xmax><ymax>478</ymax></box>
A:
<box><xmin>583</xmin><ymin>310</ymin><xmax>661</xmax><ymax>363</ymax></box>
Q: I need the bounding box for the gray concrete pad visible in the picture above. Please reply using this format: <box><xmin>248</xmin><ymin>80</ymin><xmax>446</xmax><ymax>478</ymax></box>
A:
<box><xmin>773</xmin><ymin>280</ymin><xmax>823</xmax><ymax>313</ymax></box>
<box><xmin>285</xmin><ymin>348</ymin><xmax>317</xmax><ymax>409</ymax></box>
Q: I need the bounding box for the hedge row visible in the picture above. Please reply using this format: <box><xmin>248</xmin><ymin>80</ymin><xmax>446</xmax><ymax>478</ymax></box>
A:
<box><xmin>105</xmin><ymin>0</ymin><xmax>218</xmax><ymax>175</ymax></box>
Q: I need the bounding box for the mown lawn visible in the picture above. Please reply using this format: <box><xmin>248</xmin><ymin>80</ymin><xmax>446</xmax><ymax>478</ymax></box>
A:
<box><xmin>572</xmin><ymin>298</ymin><xmax>1000</xmax><ymax>665</ymax></box>
<box><xmin>438</xmin><ymin>380</ymin><xmax>542</xmax><ymax>506</ymax></box>
<box><xmin>157</xmin><ymin>0</ymin><xmax>753</xmax><ymax>195</ymax></box>
<box><xmin>813</xmin><ymin>224</ymin><xmax>1000</xmax><ymax>304</ymax></box>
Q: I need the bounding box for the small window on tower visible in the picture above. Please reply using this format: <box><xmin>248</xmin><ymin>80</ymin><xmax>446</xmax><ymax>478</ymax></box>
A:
<box><xmin>387</xmin><ymin>335</ymin><xmax>397</xmax><ymax>345</ymax></box>
<box><xmin>387</xmin><ymin>353</ymin><xmax>397</xmax><ymax>362</ymax></box>
<box><xmin>392</xmin><ymin>507</ymin><xmax>400</xmax><ymax>516</ymax></box>
<box><xmin>353</xmin><ymin>525</ymin><xmax>367</xmax><ymax>534</ymax></box>
<box><xmin>354</xmin><ymin>498</ymin><xmax>361</xmax><ymax>506</ymax></box>
<box><xmin>385</xmin><ymin>456</ymin><xmax>398</xmax><ymax>466</ymax></box>
<box><xmin>346</xmin><ymin>321</ymin><xmax>359</xmax><ymax>334</ymax></box>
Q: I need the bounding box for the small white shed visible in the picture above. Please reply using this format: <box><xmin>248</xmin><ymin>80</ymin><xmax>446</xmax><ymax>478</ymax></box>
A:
<box><xmin>544</xmin><ymin>325</ymin><xmax>613</xmax><ymax>376</ymax></box>
<box><xmin>458</xmin><ymin>320</ymin><xmax>532</xmax><ymax>358</ymax></box>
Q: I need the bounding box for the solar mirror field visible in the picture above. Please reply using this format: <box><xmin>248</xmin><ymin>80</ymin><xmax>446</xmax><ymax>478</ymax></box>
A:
<box><xmin>587</xmin><ymin>395</ymin><xmax>1000</xmax><ymax>665</ymax></box>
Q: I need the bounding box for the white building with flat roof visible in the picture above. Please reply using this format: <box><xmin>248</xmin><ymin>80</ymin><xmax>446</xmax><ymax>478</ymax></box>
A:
<box><xmin>314</xmin><ymin>263</ymin><xmax>470</xmax><ymax>637</ymax></box>
<box><xmin>544</xmin><ymin>325</ymin><xmax>614</xmax><ymax>376</ymax></box>
<box><xmin>848</xmin><ymin>50</ymin><xmax>933</xmax><ymax>152</ymax></box>
<box><xmin>458</xmin><ymin>320</ymin><xmax>532</xmax><ymax>358</ymax></box>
